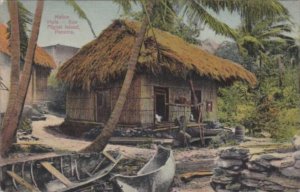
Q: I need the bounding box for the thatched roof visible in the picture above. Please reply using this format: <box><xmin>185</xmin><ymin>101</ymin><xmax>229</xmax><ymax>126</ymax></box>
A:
<box><xmin>0</xmin><ymin>24</ymin><xmax>56</xmax><ymax>69</ymax></box>
<box><xmin>57</xmin><ymin>20</ymin><xmax>256</xmax><ymax>90</ymax></box>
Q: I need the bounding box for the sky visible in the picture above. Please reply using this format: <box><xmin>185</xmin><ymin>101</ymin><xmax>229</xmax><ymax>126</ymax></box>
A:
<box><xmin>0</xmin><ymin>0</ymin><xmax>299</xmax><ymax>48</ymax></box>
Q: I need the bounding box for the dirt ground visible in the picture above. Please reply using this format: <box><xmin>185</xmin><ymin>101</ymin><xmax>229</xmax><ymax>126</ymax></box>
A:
<box><xmin>9</xmin><ymin>114</ymin><xmax>217</xmax><ymax>191</ymax></box>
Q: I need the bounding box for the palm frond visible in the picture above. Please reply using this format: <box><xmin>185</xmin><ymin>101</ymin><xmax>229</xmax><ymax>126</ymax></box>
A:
<box><xmin>65</xmin><ymin>0</ymin><xmax>96</xmax><ymax>38</ymax></box>
<box><xmin>180</xmin><ymin>0</ymin><xmax>238</xmax><ymax>39</ymax></box>
<box><xmin>112</xmin><ymin>0</ymin><xmax>139</xmax><ymax>14</ymax></box>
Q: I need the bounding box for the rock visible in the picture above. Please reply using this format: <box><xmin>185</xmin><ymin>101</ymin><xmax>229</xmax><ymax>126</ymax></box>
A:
<box><xmin>293</xmin><ymin>151</ymin><xmax>300</xmax><ymax>160</ymax></box>
<box><xmin>294</xmin><ymin>160</ymin><xmax>300</xmax><ymax>169</ymax></box>
<box><xmin>280</xmin><ymin>167</ymin><xmax>300</xmax><ymax>179</ymax></box>
<box><xmin>216</xmin><ymin>189</ymin><xmax>231</xmax><ymax>192</ymax></box>
<box><xmin>270</xmin><ymin>157</ymin><xmax>295</xmax><ymax>169</ymax></box>
<box><xmin>22</xmin><ymin>105</ymin><xmax>33</xmax><ymax>119</ymax></box>
<box><xmin>224</xmin><ymin>169</ymin><xmax>241</xmax><ymax>176</ymax></box>
<box><xmin>211</xmin><ymin>175</ymin><xmax>233</xmax><ymax>184</ymax></box>
<box><xmin>260</xmin><ymin>154</ymin><xmax>284</xmax><ymax>161</ymax></box>
<box><xmin>225</xmin><ymin>183</ymin><xmax>241</xmax><ymax>191</ymax></box>
<box><xmin>216</xmin><ymin>158</ymin><xmax>243</xmax><ymax>169</ymax></box>
<box><xmin>213</xmin><ymin>167</ymin><xmax>241</xmax><ymax>177</ymax></box>
<box><xmin>219</xmin><ymin>148</ymin><xmax>249</xmax><ymax>160</ymax></box>
<box><xmin>260</xmin><ymin>181</ymin><xmax>284</xmax><ymax>191</ymax></box>
<box><xmin>252</xmin><ymin>158</ymin><xmax>271</xmax><ymax>169</ymax></box>
<box><xmin>241</xmin><ymin>170</ymin><xmax>268</xmax><ymax>181</ymax></box>
<box><xmin>247</xmin><ymin>162</ymin><xmax>268</xmax><ymax>172</ymax></box>
<box><xmin>292</xmin><ymin>136</ymin><xmax>300</xmax><ymax>150</ymax></box>
<box><xmin>241</xmin><ymin>179</ymin><xmax>260</xmax><ymax>187</ymax></box>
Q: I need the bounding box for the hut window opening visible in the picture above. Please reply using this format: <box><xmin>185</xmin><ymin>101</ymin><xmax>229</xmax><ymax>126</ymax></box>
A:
<box><xmin>154</xmin><ymin>87</ymin><xmax>169</xmax><ymax>122</ymax></box>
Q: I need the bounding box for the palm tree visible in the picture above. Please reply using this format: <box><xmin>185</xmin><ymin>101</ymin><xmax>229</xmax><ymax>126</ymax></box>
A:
<box><xmin>0</xmin><ymin>0</ymin><xmax>44</xmax><ymax>157</ymax></box>
<box><xmin>81</xmin><ymin>0</ymin><xmax>290</xmax><ymax>153</ymax></box>
<box><xmin>0</xmin><ymin>0</ymin><xmax>20</xmax><ymax>154</ymax></box>
<box><xmin>236</xmin><ymin>16</ymin><xmax>293</xmax><ymax>73</ymax></box>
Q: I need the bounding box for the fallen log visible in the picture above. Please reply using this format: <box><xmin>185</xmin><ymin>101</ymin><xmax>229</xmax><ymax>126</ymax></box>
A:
<box><xmin>180</xmin><ymin>171</ymin><xmax>213</xmax><ymax>182</ymax></box>
<box><xmin>108</xmin><ymin>137</ymin><xmax>174</xmax><ymax>145</ymax></box>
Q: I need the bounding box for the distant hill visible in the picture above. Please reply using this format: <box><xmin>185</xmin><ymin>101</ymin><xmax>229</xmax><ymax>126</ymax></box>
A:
<box><xmin>200</xmin><ymin>39</ymin><xmax>220</xmax><ymax>54</ymax></box>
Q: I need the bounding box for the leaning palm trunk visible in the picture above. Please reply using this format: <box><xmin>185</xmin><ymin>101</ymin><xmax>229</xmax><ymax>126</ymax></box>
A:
<box><xmin>1</xmin><ymin>0</ymin><xmax>20</xmax><ymax>133</ymax></box>
<box><xmin>0</xmin><ymin>0</ymin><xmax>44</xmax><ymax>157</ymax></box>
<box><xmin>81</xmin><ymin>1</ymin><xmax>153</xmax><ymax>153</ymax></box>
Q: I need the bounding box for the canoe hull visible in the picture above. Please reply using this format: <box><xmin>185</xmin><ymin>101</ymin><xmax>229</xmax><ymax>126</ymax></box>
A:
<box><xmin>112</xmin><ymin>146</ymin><xmax>175</xmax><ymax>192</ymax></box>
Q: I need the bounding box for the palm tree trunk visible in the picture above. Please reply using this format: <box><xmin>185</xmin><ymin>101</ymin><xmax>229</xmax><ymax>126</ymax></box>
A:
<box><xmin>81</xmin><ymin>1</ymin><xmax>154</xmax><ymax>153</ymax></box>
<box><xmin>0</xmin><ymin>0</ymin><xmax>44</xmax><ymax>157</ymax></box>
<box><xmin>1</xmin><ymin>0</ymin><xmax>20</xmax><ymax>133</ymax></box>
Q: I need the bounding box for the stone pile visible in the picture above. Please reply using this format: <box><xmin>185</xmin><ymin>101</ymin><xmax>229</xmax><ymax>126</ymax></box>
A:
<box><xmin>211</xmin><ymin>148</ymin><xmax>300</xmax><ymax>192</ymax></box>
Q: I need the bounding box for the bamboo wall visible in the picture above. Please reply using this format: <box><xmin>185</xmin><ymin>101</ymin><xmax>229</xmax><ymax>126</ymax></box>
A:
<box><xmin>25</xmin><ymin>66</ymin><xmax>51</xmax><ymax>105</ymax></box>
<box><xmin>140</xmin><ymin>75</ymin><xmax>192</xmax><ymax>125</ymax></box>
<box><xmin>66</xmin><ymin>91</ymin><xmax>96</xmax><ymax>121</ymax></box>
<box><xmin>140</xmin><ymin>74</ymin><xmax>218</xmax><ymax>125</ymax></box>
<box><xmin>34</xmin><ymin>66</ymin><xmax>51</xmax><ymax>102</ymax></box>
<box><xmin>110</xmin><ymin>76</ymin><xmax>141</xmax><ymax>125</ymax></box>
<box><xmin>193</xmin><ymin>78</ymin><xmax>218</xmax><ymax>121</ymax></box>
<box><xmin>65</xmin><ymin>74</ymin><xmax>218</xmax><ymax>126</ymax></box>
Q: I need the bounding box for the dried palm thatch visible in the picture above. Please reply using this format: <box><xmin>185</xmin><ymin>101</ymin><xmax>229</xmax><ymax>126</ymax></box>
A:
<box><xmin>0</xmin><ymin>24</ymin><xmax>56</xmax><ymax>69</ymax></box>
<box><xmin>57</xmin><ymin>20</ymin><xmax>256</xmax><ymax>90</ymax></box>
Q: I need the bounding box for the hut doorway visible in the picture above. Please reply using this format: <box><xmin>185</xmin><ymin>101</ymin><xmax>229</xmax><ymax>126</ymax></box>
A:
<box><xmin>154</xmin><ymin>87</ymin><xmax>169</xmax><ymax>122</ymax></box>
<box><xmin>191</xmin><ymin>90</ymin><xmax>202</xmax><ymax>121</ymax></box>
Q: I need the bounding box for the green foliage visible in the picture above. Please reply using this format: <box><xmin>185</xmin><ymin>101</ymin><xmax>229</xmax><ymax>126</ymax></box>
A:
<box><xmin>48</xmin><ymin>69</ymin><xmax>67</xmax><ymax>113</ymax></box>
<box><xmin>7</xmin><ymin>0</ymin><xmax>32</xmax><ymax>58</ymax></box>
<box><xmin>218</xmin><ymin>62</ymin><xmax>300</xmax><ymax>141</ymax></box>
<box><xmin>121</xmin><ymin>9</ymin><xmax>201</xmax><ymax>44</ymax></box>
<box><xmin>65</xmin><ymin>0</ymin><xmax>96</xmax><ymax>38</ymax></box>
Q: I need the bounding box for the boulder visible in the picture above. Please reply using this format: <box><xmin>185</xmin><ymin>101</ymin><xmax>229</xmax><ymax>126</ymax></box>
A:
<box><xmin>260</xmin><ymin>181</ymin><xmax>284</xmax><ymax>191</ymax></box>
<box><xmin>241</xmin><ymin>170</ymin><xmax>268</xmax><ymax>181</ymax></box>
<box><xmin>252</xmin><ymin>158</ymin><xmax>271</xmax><ymax>169</ymax></box>
<box><xmin>211</xmin><ymin>175</ymin><xmax>233</xmax><ymax>184</ymax></box>
<box><xmin>270</xmin><ymin>157</ymin><xmax>295</xmax><ymax>169</ymax></box>
<box><xmin>292</xmin><ymin>136</ymin><xmax>300</xmax><ymax>150</ymax></box>
<box><xmin>213</xmin><ymin>167</ymin><xmax>241</xmax><ymax>177</ymax></box>
<box><xmin>293</xmin><ymin>151</ymin><xmax>300</xmax><ymax>160</ymax></box>
<box><xmin>216</xmin><ymin>158</ymin><xmax>243</xmax><ymax>169</ymax></box>
<box><xmin>219</xmin><ymin>148</ymin><xmax>249</xmax><ymax>160</ymax></box>
<box><xmin>225</xmin><ymin>183</ymin><xmax>241</xmax><ymax>191</ymax></box>
<box><xmin>247</xmin><ymin>162</ymin><xmax>268</xmax><ymax>172</ymax></box>
<box><xmin>294</xmin><ymin>160</ymin><xmax>300</xmax><ymax>169</ymax></box>
<box><xmin>260</xmin><ymin>154</ymin><xmax>284</xmax><ymax>161</ymax></box>
<box><xmin>241</xmin><ymin>179</ymin><xmax>260</xmax><ymax>188</ymax></box>
<box><xmin>280</xmin><ymin>167</ymin><xmax>300</xmax><ymax>179</ymax></box>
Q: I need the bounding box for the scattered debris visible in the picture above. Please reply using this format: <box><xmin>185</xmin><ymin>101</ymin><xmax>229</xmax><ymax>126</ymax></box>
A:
<box><xmin>0</xmin><ymin>151</ymin><xmax>122</xmax><ymax>192</ymax></box>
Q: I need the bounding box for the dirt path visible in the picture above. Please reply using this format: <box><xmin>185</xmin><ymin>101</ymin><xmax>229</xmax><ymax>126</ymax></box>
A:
<box><xmin>31</xmin><ymin>114</ymin><xmax>156</xmax><ymax>159</ymax></box>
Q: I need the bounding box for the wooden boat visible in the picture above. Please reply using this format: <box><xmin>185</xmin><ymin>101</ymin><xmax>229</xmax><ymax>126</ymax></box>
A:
<box><xmin>0</xmin><ymin>151</ymin><xmax>122</xmax><ymax>192</ymax></box>
<box><xmin>112</xmin><ymin>145</ymin><xmax>175</xmax><ymax>192</ymax></box>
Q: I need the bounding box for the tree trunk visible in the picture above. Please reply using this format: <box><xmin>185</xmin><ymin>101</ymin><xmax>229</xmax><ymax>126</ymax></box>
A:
<box><xmin>81</xmin><ymin>1</ymin><xmax>154</xmax><ymax>153</ymax></box>
<box><xmin>1</xmin><ymin>0</ymin><xmax>20</xmax><ymax>133</ymax></box>
<box><xmin>277</xmin><ymin>55</ymin><xmax>284</xmax><ymax>87</ymax></box>
<box><xmin>0</xmin><ymin>0</ymin><xmax>44</xmax><ymax>157</ymax></box>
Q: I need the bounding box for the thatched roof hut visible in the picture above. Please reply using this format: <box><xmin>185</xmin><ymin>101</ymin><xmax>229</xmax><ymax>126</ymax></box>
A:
<box><xmin>57</xmin><ymin>20</ymin><xmax>256</xmax><ymax>90</ymax></box>
<box><xmin>56</xmin><ymin>20</ymin><xmax>258</xmax><ymax>131</ymax></box>
<box><xmin>0</xmin><ymin>24</ymin><xmax>56</xmax><ymax>69</ymax></box>
<box><xmin>0</xmin><ymin>24</ymin><xmax>56</xmax><ymax>109</ymax></box>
